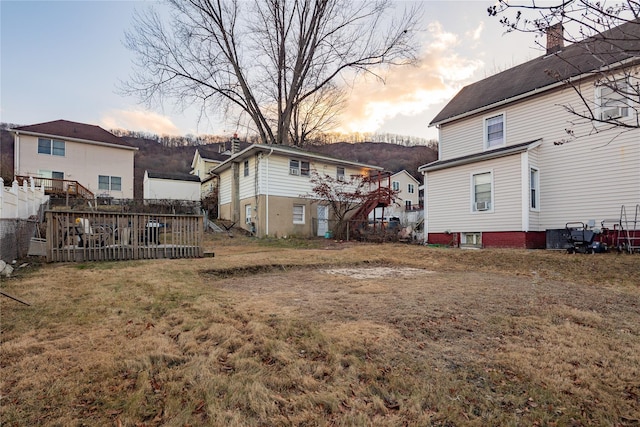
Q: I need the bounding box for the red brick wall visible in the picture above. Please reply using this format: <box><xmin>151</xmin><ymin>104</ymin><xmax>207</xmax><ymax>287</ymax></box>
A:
<box><xmin>427</xmin><ymin>232</ymin><xmax>459</xmax><ymax>246</ymax></box>
<box><xmin>427</xmin><ymin>231</ymin><xmax>546</xmax><ymax>249</ymax></box>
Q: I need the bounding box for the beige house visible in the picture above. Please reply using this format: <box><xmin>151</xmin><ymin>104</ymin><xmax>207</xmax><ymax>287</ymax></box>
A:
<box><xmin>190</xmin><ymin>142</ymin><xmax>252</xmax><ymax>197</ymax></box>
<box><xmin>212</xmin><ymin>144</ymin><xmax>383</xmax><ymax>238</ymax></box>
<box><xmin>11</xmin><ymin>120</ymin><xmax>137</xmax><ymax>199</ymax></box>
<box><xmin>419</xmin><ymin>21</ymin><xmax>639</xmax><ymax>248</ymax></box>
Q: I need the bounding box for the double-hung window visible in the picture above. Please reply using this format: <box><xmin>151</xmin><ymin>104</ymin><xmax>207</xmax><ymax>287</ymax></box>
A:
<box><xmin>472</xmin><ymin>171</ymin><xmax>492</xmax><ymax>212</ymax></box>
<box><xmin>408</xmin><ymin>183</ymin><xmax>415</xmax><ymax>193</ymax></box>
<box><xmin>392</xmin><ymin>181</ymin><xmax>400</xmax><ymax>191</ymax></box>
<box><xmin>597</xmin><ymin>79</ymin><xmax>632</xmax><ymax>120</ymax></box>
<box><xmin>336</xmin><ymin>167</ymin><xmax>345</xmax><ymax>181</ymax></box>
<box><xmin>243</xmin><ymin>160</ymin><xmax>249</xmax><ymax>177</ymax></box>
<box><xmin>293</xmin><ymin>204</ymin><xmax>305</xmax><ymax>224</ymax></box>
<box><xmin>530</xmin><ymin>167</ymin><xmax>539</xmax><ymax>210</ymax></box>
<box><xmin>484</xmin><ymin>113</ymin><xmax>505</xmax><ymax>150</ymax></box>
<box><xmin>289</xmin><ymin>159</ymin><xmax>310</xmax><ymax>176</ymax></box>
<box><xmin>99</xmin><ymin>175</ymin><xmax>122</xmax><ymax>191</ymax></box>
<box><xmin>38</xmin><ymin>138</ymin><xmax>65</xmax><ymax>156</ymax></box>
<box><xmin>405</xmin><ymin>200</ymin><xmax>412</xmax><ymax>210</ymax></box>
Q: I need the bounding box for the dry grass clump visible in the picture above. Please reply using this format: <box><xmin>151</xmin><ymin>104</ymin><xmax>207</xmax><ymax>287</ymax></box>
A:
<box><xmin>1</xmin><ymin>234</ymin><xmax>639</xmax><ymax>426</ymax></box>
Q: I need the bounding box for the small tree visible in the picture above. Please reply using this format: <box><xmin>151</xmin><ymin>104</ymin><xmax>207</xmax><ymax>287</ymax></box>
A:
<box><xmin>306</xmin><ymin>170</ymin><xmax>398</xmax><ymax>239</ymax></box>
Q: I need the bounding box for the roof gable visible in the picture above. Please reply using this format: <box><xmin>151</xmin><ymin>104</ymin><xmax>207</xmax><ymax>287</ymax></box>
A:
<box><xmin>12</xmin><ymin>119</ymin><xmax>134</xmax><ymax>149</ymax></box>
<box><xmin>430</xmin><ymin>19</ymin><xmax>640</xmax><ymax>126</ymax></box>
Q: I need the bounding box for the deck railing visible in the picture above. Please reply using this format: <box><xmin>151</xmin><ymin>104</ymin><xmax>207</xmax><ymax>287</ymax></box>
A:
<box><xmin>16</xmin><ymin>176</ymin><xmax>94</xmax><ymax>199</ymax></box>
<box><xmin>45</xmin><ymin>211</ymin><xmax>203</xmax><ymax>262</ymax></box>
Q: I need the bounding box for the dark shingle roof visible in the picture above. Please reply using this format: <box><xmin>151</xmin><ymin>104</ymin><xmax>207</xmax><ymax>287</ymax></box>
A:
<box><xmin>430</xmin><ymin>19</ymin><xmax>640</xmax><ymax>126</ymax></box>
<box><xmin>12</xmin><ymin>119</ymin><xmax>134</xmax><ymax>148</ymax></box>
<box><xmin>146</xmin><ymin>171</ymin><xmax>201</xmax><ymax>182</ymax></box>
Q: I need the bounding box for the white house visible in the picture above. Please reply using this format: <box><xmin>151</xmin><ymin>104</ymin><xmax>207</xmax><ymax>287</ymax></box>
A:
<box><xmin>370</xmin><ymin>169</ymin><xmax>421</xmax><ymax>225</ymax></box>
<box><xmin>143</xmin><ymin>170</ymin><xmax>202</xmax><ymax>201</ymax></box>
<box><xmin>212</xmin><ymin>144</ymin><xmax>383</xmax><ymax>238</ymax></box>
<box><xmin>11</xmin><ymin>120</ymin><xmax>137</xmax><ymax>199</ymax></box>
<box><xmin>419</xmin><ymin>20</ymin><xmax>639</xmax><ymax>249</ymax></box>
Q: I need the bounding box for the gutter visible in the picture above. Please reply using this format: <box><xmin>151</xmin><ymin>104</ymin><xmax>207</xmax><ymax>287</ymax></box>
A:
<box><xmin>418</xmin><ymin>139</ymin><xmax>542</xmax><ymax>173</ymax></box>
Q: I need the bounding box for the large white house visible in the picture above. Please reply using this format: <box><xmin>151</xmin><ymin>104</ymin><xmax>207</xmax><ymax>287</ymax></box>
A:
<box><xmin>11</xmin><ymin>120</ymin><xmax>137</xmax><ymax>199</ymax></box>
<box><xmin>212</xmin><ymin>144</ymin><xmax>383</xmax><ymax>238</ymax></box>
<box><xmin>419</xmin><ymin>20</ymin><xmax>639</xmax><ymax>248</ymax></box>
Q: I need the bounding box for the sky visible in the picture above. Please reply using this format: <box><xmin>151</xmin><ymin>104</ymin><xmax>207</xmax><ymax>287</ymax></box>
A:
<box><xmin>0</xmin><ymin>1</ymin><xmax>544</xmax><ymax>141</ymax></box>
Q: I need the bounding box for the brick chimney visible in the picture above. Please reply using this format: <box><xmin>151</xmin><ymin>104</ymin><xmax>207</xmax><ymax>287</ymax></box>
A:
<box><xmin>546</xmin><ymin>22</ymin><xmax>564</xmax><ymax>54</ymax></box>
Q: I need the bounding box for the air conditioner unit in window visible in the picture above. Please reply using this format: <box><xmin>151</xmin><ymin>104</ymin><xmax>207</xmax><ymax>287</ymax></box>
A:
<box><xmin>601</xmin><ymin>106</ymin><xmax>628</xmax><ymax>120</ymax></box>
<box><xmin>475</xmin><ymin>201</ymin><xmax>490</xmax><ymax>211</ymax></box>
<box><xmin>290</xmin><ymin>168</ymin><xmax>300</xmax><ymax>175</ymax></box>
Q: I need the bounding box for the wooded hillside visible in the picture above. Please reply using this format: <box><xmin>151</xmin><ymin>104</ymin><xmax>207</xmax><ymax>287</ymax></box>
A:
<box><xmin>1</xmin><ymin>126</ymin><xmax>437</xmax><ymax>199</ymax></box>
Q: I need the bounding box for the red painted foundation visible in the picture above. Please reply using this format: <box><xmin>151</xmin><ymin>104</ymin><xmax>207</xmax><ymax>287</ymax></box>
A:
<box><xmin>427</xmin><ymin>231</ymin><xmax>546</xmax><ymax>249</ymax></box>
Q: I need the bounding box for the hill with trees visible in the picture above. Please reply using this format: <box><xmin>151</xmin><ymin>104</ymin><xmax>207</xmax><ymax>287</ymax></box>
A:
<box><xmin>1</xmin><ymin>124</ymin><xmax>437</xmax><ymax>199</ymax></box>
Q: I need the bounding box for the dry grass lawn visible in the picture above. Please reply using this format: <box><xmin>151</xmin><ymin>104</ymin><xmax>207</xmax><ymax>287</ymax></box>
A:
<box><xmin>1</xmin><ymin>234</ymin><xmax>639</xmax><ymax>426</ymax></box>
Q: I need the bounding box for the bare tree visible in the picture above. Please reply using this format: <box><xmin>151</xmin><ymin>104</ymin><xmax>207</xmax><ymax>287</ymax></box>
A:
<box><xmin>305</xmin><ymin>170</ymin><xmax>398</xmax><ymax>239</ymax></box>
<box><xmin>290</xmin><ymin>83</ymin><xmax>346</xmax><ymax>146</ymax></box>
<box><xmin>124</xmin><ymin>0</ymin><xmax>421</xmax><ymax>146</ymax></box>
<box><xmin>488</xmin><ymin>1</ymin><xmax>639</xmax><ymax>143</ymax></box>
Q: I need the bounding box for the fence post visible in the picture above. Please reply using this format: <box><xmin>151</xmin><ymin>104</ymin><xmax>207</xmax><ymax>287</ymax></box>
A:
<box><xmin>0</xmin><ymin>178</ymin><xmax>4</xmax><ymax>219</ymax></box>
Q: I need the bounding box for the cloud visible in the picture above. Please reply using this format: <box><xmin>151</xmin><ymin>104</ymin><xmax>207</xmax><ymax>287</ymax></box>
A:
<box><xmin>338</xmin><ymin>21</ymin><xmax>484</xmax><ymax>134</ymax></box>
<box><xmin>468</xmin><ymin>21</ymin><xmax>484</xmax><ymax>41</ymax></box>
<box><xmin>100</xmin><ymin>109</ymin><xmax>181</xmax><ymax>135</ymax></box>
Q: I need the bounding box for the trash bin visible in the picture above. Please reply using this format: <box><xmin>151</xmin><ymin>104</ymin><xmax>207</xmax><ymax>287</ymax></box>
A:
<box><xmin>324</xmin><ymin>231</ymin><xmax>333</xmax><ymax>239</ymax></box>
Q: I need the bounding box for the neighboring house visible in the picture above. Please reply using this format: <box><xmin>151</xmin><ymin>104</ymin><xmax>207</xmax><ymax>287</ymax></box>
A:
<box><xmin>143</xmin><ymin>170</ymin><xmax>201</xmax><ymax>201</ymax></box>
<box><xmin>11</xmin><ymin>120</ymin><xmax>137</xmax><ymax>199</ymax></box>
<box><xmin>370</xmin><ymin>170</ymin><xmax>422</xmax><ymax>224</ymax></box>
<box><xmin>419</xmin><ymin>21</ymin><xmax>639</xmax><ymax>249</ymax></box>
<box><xmin>212</xmin><ymin>144</ymin><xmax>383</xmax><ymax>238</ymax></box>
<box><xmin>190</xmin><ymin>140</ymin><xmax>252</xmax><ymax>197</ymax></box>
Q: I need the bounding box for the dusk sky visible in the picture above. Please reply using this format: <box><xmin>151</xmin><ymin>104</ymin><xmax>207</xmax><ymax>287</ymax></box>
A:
<box><xmin>1</xmin><ymin>1</ymin><xmax>544</xmax><ymax>141</ymax></box>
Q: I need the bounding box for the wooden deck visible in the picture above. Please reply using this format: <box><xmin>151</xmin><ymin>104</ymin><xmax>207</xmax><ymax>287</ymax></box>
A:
<box><xmin>17</xmin><ymin>175</ymin><xmax>94</xmax><ymax>199</ymax></box>
<box><xmin>45</xmin><ymin>211</ymin><xmax>203</xmax><ymax>262</ymax></box>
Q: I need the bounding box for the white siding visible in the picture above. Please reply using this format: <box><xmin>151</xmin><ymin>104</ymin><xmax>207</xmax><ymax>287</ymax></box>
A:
<box><xmin>219</xmin><ymin>172</ymin><xmax>232</xmax><ymax>205</ymax></box>
<box><xmin>239</xmin><ymin>157</ymin><xmax>254</xmax><ymax>200</ymax></box>
<box><xmin>144</xmin><ymin>178</ymin><xmax>200</xmax><ymax>201</ymax></box>
<box><xmin>427</xmin><ymin>154</ymin><xmax>523</xmax><ymax>232</ymax></box>
<box><xmin>434</xmin><ymin>76</ymin><xmax>640</xmax><ymax>232</ymax></box>
<box><xmin>259</xmin><ymin>155</ymin><xmax>367</xmax><ymax>198</ymax></box>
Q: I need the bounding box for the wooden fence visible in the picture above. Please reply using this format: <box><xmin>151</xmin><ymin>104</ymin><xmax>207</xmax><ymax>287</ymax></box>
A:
<box><xmin>45</xmin><ymin>211</ymin><xmax>203</xmax><ymax>262</ymax></box>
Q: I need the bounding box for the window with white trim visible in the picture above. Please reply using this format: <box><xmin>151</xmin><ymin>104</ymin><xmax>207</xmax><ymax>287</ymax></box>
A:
<box><xmin>408</xmin><ymin>183</ymin><xmax>415</xmax><ymax>193</ymax></box>
<box><xmin>293</xmin><ymin>204</ymin><xmax>305</xmax><ymax>224</ymax></box>
<box><xmin>405</xmin><ymin>200</ymin><xmax>412</xmax><ymax>210</ymax></box>
<box><xmin>243</xmin><ymin>160</ymin><xmax>249</xmax><ymax>177</ymax></box>
<box><xmin>530</xmin><ymin>167</ymin><xmax>539</xmax><ymax>210</ymax></box>
<box><xmin>462</xmin><ymin>232</ymin><xmax>482</xmax><ymax>247</ymax></box>
<box><xmin>38</xmin><ymin>138</ymin><xmax>65</xmax><ymax>156</ymax></box>
<box><xmin>472</xmin><ymin>171</ymin><xmax>492</xmax><ymax>212</ymax></box>
<box><xmin>336</xmin><ymin>166</ymin><xmax>345</xmax><ymax>181</ymax></box>
<box><xmin>484</xmin><ymin>113</ymin><xmax>505</xmax><ymax>150</ymax></box>
<box><xmin>99</xmin><ymin>175</ymin><xmax>122</xmax><ymax>191</ymax></box>
<box><xmin>392</xmin><ymin>181</ymin><xmax>400</xmax><ymax>191</ymax></box>
<box><xmin>289</xmin><ymin>159</ymin><xmax>310</xmax><ymax>176</ymax></box>
<box><xmin>596</xmin><ymin>79</ymin><xmax>632</xmax><ymax>120</ymax></box>
<box><xmin>245</xmin><ymin>204</ymin><xmax>252</xmax><ymax>224</ymax></box>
